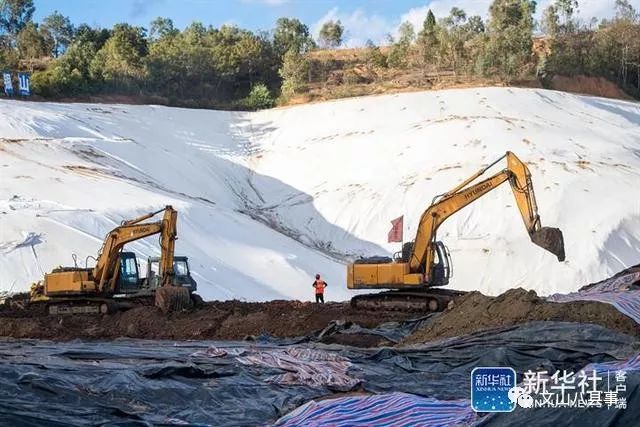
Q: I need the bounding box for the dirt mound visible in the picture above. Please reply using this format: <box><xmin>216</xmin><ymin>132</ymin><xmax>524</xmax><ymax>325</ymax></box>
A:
<box><xmin>402</xmin><ymin>288</ymin><xmax>639</xmax><ymax>345</ymax></box>
<box><xmin>0</xmin><ymin>300</ymin><xmax>415</xmax><ymax>341</ymax></box>
<box><xmin>550</xmin><ymin>75</ymin><xmax>630</xmax><ymax>99</ymax></box>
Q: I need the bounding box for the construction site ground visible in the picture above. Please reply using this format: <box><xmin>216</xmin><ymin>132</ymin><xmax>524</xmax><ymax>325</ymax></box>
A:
<box><xmin>0</xmin><ymin>289</ymin><xmax>637</xmax><ymax>343</ymax></box>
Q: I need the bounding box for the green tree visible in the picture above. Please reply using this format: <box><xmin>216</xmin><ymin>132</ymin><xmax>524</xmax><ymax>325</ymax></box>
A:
<box><xmin>318</xmin><ymin>19</ymin><xmax>344</xmax><ymax>48</ymax></box>
<box><xmin>552</xmin><ymin>0</ymin><xmax>579</xmax><ymax>34</ymax></box>
<box><xmin>75</xmin><ymin>24</ymin><xmax>111</xmax><ymax>49</ymax></box>
<box><xmin>422</xmin><ymin>9</ymin><xmax>437</xmax><ymax>36</ymax></box>
<box><xmin>41</xmin><ymin>11</ymin><xmax>73</xmax><ymax>57</ymax></box>
<box><xmin>398</xmin><ymin>21</ymin><xmax>416</xmax><ymax>44</ymax></box>
<box><xmin>90</xmin><ymin>23</ymin><xmax>148</xmax><ymax>87</ymax></box>
<box><xmin>273</xmin><ymin>17</ymin><xmax>315</xmax><ymax>56</ymax></box>
<box><xmin>482</xmin><ymin>0</ymin><xmax>537</xmax><ymax>79</ymax></box>
<box><xmin>243</xmin><ymin>83</ymin><xmax>274</xmax><ymax>109</ymax></box>
<box><xmin>279</xmin><ymin>48</ymin><xmax>309</xmax><ymax>97</ymax></box>
<box><xmin>388</xmin><ymin>21</ymin><xmax>415</xmax><ymax>68</ymax></box>
<box><xmin>465</xmin><ymin>15</ymin><xmax>485</xmax><ymax>33</ymax></box>
<box><xmin>418</xmin><ymin>9</ymin><xmax>439</xmax><ymax>65</ymax></box>
<box><xmin>149</xmin><ymin>17</ymin><xmax>178</xmax><ymax>40</ymax></box>
<box><xmin>364</xmin><ymin>39</ymin><xmax>387</xmax><ymax>67</ymax></box>
<box><xmin>16</xmin><ymin>21</ymin><xmax>47</xmax><ymax>62</ymax></box>
<box><xmin>541</xmin><ymin>5</ymin><xmax>560</xmax><ymax>36</ymax></box>
<box><xmin>0</xmin><ymin>0</ymin><xmax>34</xmax><ymax>36</ymax></box>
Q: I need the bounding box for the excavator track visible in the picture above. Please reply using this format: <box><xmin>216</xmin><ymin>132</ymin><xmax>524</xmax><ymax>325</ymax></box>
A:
<box><xmin>351</xmin><ymin>289</ymin><xmax>465</xmax><ymax>312</ymax></box>
<box><xmin>44</xmin><ymin>298</ymin><xmax>120</xmax><ymax>315</ymax></box>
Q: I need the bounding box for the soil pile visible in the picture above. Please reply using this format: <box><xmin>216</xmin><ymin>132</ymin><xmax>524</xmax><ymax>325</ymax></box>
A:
<box><xmin>402</xmin><ymin>288</ymin><xmax>639</xmax><ymax>345</ymax></box>
<box><xmin>0</xmin><ymin>300</ymin><xmax>415</xmax><ymax>341</ymax></box>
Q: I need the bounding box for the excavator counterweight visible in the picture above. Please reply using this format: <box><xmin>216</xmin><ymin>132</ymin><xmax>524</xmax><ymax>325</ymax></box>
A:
<box><xmin>348</xmin><ymin>151</ymin><xmax>565</xmax><ymax>311</ymax></box>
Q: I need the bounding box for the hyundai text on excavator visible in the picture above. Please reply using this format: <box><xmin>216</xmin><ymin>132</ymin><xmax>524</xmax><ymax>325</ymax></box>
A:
<box><xmin>347</xmin><ymin>151</ymin><xmax>565</xmax><ymax>311</ymax></box>
<box><xmin>30</xmin><ymin>206</ymin><xmax>199</xmax><ymax>314</ymax></box>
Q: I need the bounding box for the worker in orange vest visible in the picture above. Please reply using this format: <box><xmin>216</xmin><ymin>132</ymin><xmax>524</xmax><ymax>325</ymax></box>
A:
<box><xmin>312</xmin><ymin>273</ymin><xmax>327</xmax><ymax>303</ymax></box>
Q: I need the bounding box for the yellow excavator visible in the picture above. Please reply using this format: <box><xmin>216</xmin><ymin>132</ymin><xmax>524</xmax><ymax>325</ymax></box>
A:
<box><xmin>30</xmin><ymin>206</ymin><xmax>198</xmax><ymax>314</ymax></box>
<box><xmin>347</xmin><ymin>151</ymin><xmax>565</xmax><ymax>311</ymax></box>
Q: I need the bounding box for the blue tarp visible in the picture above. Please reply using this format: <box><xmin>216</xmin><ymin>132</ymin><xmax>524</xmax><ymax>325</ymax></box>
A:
<box><xmin>1</xmin><ymin>321</ymin><xmax>637</xmax><ymax>426</ymax></box>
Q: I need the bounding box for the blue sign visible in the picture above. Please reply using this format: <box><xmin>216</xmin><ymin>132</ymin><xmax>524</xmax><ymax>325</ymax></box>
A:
<box><xmin>3</xmin><ymin>72</ymin><xmax>13</xmax><ymax>96</ymax></box>
<box><xmin>18</xmin><ymin>72</ymin><xmax>30</xmax><ymax>96</ymax></box>
<box><xmin>471</xmin><ymin>367</ymin><xmax>516</xmax><ymax>412</ymax></box>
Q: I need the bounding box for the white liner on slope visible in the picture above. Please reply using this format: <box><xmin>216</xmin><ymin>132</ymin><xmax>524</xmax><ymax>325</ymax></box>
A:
<box><xmin>1</xmin><ymin>87</ymin><xmax>639</xmax><ymax>300</ymax></box>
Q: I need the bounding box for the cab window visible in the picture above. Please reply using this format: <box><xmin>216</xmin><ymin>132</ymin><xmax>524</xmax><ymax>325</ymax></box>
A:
<box><xmin>174</xmin><ymin>260</ymin><xmax>189</xmax><ymax>276</ymax></box>
<box><xmin>120</xmin><ymin>256</ymin><xmax>139</xmax><ymax>285</ymax></box>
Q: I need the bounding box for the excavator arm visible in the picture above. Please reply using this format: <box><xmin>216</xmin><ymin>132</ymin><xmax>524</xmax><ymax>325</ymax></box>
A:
<box><xmin>92</xmin><ymin>206</ymin><xmax>178</xmax><ymax>292</ymax></box>
<box><xmin>410</xmin><ymin>152</ymin><xmax>565</xmax><ymax>279</ymax></box>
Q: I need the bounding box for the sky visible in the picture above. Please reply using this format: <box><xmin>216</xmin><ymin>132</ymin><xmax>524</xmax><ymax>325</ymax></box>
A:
<box><xmin>33</xmin><ymin>0</ymin><xmax>636</xmax><ymax>47</ymax></box>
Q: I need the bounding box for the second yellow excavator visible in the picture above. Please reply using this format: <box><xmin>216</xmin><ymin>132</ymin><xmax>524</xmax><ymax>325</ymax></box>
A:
<box><xmin>347</xmin><ymin>151</ymin><xmax>565</xmax><ymax>311</ymax></box>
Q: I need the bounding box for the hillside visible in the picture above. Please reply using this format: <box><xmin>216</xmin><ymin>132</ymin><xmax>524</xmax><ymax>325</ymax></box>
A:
<box><xmin>1</xmin><ymin>87</ymin><xmax>639</xmax><ymax>300</ymax></box>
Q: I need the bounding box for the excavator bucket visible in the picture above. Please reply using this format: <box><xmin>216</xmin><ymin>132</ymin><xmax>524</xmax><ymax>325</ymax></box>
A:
<box><xmin>531</xmin><ymin>227</ymin><xmax>566</xmax><ymax>262</ymax></box>
<box><xmin>155</xmin><ymin>286</ymin><xmax>193</xmax><ymax>313</ymax></box>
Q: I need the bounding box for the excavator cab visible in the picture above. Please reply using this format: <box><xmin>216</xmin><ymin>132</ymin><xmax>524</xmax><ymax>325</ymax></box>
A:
<box><xmin>117</xmin><ymin>252</ymin><xmax>142</xmax><ymax>293</ymax></box>
<box><xmin>430</xmin><ymin>241</ymin><xmax>452</xmax><ymax>287</ymax></box>
<box><xmin>393</xmin><ymin>240</ymin><xmax>451</xmax><ymax>286</ymax></box>
<box><xmin>146</xmin><ymin>256</ymin><xmax>197</xmax><ymax>292</ymax></box>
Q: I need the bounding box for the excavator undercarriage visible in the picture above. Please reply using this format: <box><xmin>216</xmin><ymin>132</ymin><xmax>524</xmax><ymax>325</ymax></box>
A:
<box><xmin>351</xmin><ymin>288</ymin><xmax>465</xmax><ymax>311</ymax></box>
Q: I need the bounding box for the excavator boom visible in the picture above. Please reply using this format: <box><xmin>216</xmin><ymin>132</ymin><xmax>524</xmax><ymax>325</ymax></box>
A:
<box><xmin>92</xmin><ymin>206</ymin><xmax>178</xmax><ymax>293</ymax></box>
<box><xmin>410</xmin><ymin>152</ymin><xmax>565</xmax><ymax>274</ymax></box>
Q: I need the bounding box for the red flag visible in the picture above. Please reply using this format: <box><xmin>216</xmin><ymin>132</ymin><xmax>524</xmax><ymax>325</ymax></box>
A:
<box><xmin>387</xmin><ymin>215</ymin><xmax>403</xmax><ymax>243</ymax></box>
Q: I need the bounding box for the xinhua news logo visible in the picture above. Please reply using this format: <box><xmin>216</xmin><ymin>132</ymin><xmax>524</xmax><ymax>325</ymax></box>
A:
<box><xmin>471</xmin><ymin>367</ymin><xmax>517</xmax><ymax>412</ymax></box>
<box><xmin>471</xmin><ymin>367</ymin><xmax>628</xmax><ymax>412</ymax></box>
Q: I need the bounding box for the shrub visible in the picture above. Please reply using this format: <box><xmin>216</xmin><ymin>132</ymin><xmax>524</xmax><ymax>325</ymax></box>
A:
<box><xmin>242</xmin><ymin>83</ymin><xmax>274</xmax><ymax>110</ymax></box>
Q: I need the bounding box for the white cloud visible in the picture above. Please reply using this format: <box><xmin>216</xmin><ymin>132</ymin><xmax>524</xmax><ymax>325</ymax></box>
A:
<box><xmin>537</xmin><ymin>0</ymin><xmax>640</xmax><ymax>21</ymax></box>
<box><xmin>312</xmin><ymin>7</ymin><xmax>394</xmax><ymax>48</ymax></box>
<box><xmin>314</xmin><ymin>0</ymin><xmax>639</xmax><ymax>48</ymax></box>
<box><xmin>400</xmin><ymin>0</ymin><xmax>489</xmax><ymax>32</ymax></box>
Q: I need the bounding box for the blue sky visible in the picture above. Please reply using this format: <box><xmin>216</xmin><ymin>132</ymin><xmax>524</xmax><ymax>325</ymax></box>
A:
<box><xmin>33</xmin><ymin>0</ymin><xmax>632</xmax><ymax>47</ymax></box>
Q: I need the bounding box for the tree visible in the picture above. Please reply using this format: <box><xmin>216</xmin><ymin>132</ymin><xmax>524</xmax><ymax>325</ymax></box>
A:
<box><xmin>90</xmin><ymin>23</ymin><xmax>148</xmax><ymax>86</ymax></box>
<box><xmin>318</xmin><ymin>19</ymin><xmax>344</xmax><ymax>48</ymax></box>
<box><xmin>398</xmin><ymin>21</ymin><xmax>416</xmax><ymax>44</ymax></box>
<box><xmin>483</xmin><ymin>0</ymin><xmax>537</xmax><ymax>79</ymax></box>
<box><xmin>149</xmin><ymin>17</ymin><xmax>178</xmax><ymax>40</ymax></box>
<box><xmin>466</xmin><ymin>16</ymin><xmax>485</xmax><ymax>34</ymax></box>
<box><xmin>41</xmin><ymin>11</ymin><xmax>73</xmax><ymax>57</ymax></box>
<box><xmin>388</xmin><ymin>22</ymin><xmax>415</xmax><ymax>68</ymax></box>
<box><xmin>365</xmin><ymin>39</ymin><xmax>387</xmax><ymax>67</ymax></box>
<box><xmin>418</xmin><ymin>9</ymin><xmax>439</xmax><ymax>64</ymax></box>
<box><xmin>541</xmin><ymin>5</ymin><xmax>560</xmax><ymax>36</ymax></box>
<box><xmin>16</xmin><ymin>22</ymin><xmax>47</xmax><ymax>62</ymax></box>
<box><xmin>273</xmin><ymin>17</ymin><xmax>314</xmax><ymax>56</ymax></box>
<box><xmin>552</xmin><ymin>0</ymin><xmax>579</xmax><ymax>34</ymax></box>
<box><xmin>75</xmin><ymin>24</ymin><xmax>111</xmax><ymax>49</ymax></box>
<box><xmin>0</xmin><ymin>0</ymin><xmax>34</xmax><ymax>36</ymax></box>
<box><xmin>615</xmin><ymin>0</ymin><xmax>638</xmax><ymax>21</ymax></box>
<box><xmin>422</xmin><ymin>9</ymin><xmax>437</xmax><ymax>36</ymax></box>
<box><xmin>243</xmin><ymin>83</ymin><xmax>274</xmax><ymax>109</ymax></box>
<box><xmin>279</xmin><ymin>48</ymin><xmax>309</xmax><ymax>97</ymax></box>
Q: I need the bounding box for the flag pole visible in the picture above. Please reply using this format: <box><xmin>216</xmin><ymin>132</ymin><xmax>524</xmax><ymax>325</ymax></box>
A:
<box><xmin>401</xmin><ymin>219</ymin><xmax>404</xmax><ymax>259</ymax></box>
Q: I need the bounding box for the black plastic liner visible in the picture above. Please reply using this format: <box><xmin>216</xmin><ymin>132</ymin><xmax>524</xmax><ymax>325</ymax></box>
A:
<box><xmin>0</xmin><ymin>321</ymin><xmax>638</xmax><ymax>426</ymax></box>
